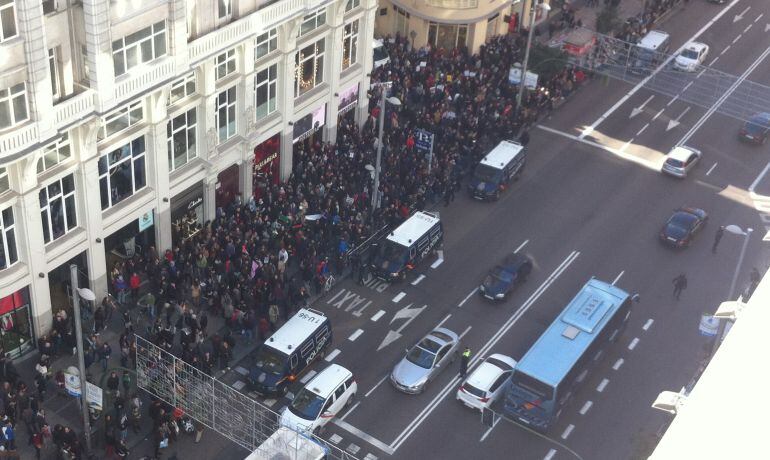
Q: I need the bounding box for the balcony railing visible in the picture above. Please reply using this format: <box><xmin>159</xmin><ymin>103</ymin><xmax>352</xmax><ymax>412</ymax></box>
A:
<box><xmin>0</xmin><ymin>123</ymin><xmax>39</xmax><ymax>159</ymax></box>
<box><xmin>114</xmin><ymin>58</ymin><xmax>176</xmax><ymax>102</ymax></box>
<box><xmin>54</xmin><ymin>89</ymin><xmax>96</xmax><ymax>129</ymax></box>
<box><xmin>425</xmin><ymin>0</ymin><xmax>478</xmax><ymax>8</ymax></box>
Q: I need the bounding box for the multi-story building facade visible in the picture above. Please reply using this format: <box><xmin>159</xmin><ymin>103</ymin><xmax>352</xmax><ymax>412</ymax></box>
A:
<box><xmin>0</xmin><ymin>0</ymin><xmax>376</xmax><ymax>357</ymax></box>
<box><xmin>374</xmin><ymin>0</ymin><xmax>550</xmax><ymax>53</ymax></box>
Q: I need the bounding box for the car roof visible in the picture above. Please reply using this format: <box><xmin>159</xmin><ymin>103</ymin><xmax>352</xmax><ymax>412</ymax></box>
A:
<box><xmin>386</xmin><ymin>211</ymin><xmax>440</xmax><ymax>247</ymax></box>
<box><xmin>502</xmin><ymin>253</ymin><xmax>530</xmax><ymax>270</ymax></box>
<box><xmin>479</xmin><ymin>140</ymin><xmax>525</xmax><ymax>170</ymax></box>
<box><xmin>305</xmin><ymin>364</ymin><xmax>352</xmax><ymax>396</ymax></box>
<box><xmin>639</xmin><ymin>30</ymin><xmax>669</xmax><ymax>49</ymax></box>
<box><xmin>667</xmin><ymin>146</ymin><xmax>697</xmax><ymax>161</ymax></box>
<box><xmin>748</xmin><ymin>112</ymin><xmax>770</xmax><ymax>124</ymax></box>
<box><xmin>263</xmin><ymin>308</ymin><xmax>328</xmax><ymax>355</ymax></box>
<box><xmin>467</xmin><ymin>361</ymin><xmax>505</xmax><ymax>389</ymax></box>
<box><xmin>683</xmin><ymin>42</ymin><xmax>707</xmax><ymax>52</ymax></box>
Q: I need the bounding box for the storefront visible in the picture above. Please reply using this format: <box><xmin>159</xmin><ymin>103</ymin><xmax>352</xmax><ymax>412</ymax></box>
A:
<box><xmin>338</xmin><ymin>83</ymin><xmax>359</xmax><ymax>123</ymax></box>
<box><xmin>0</xmin><ymin>287</ymin><xmax>34</xmax><ymax>358</ymax></box>
<box><xmin>253</xmin><ymin>135</ymin><xmax>280</xmax><ymax>200</ymax></box>
<box><xmin>293</xmin><ymin>104</ymin><xmax>326</xmax><ymax>145</ymax></box>
<box><xmin>215</xmin><ymin>164</ymin><xmax>240</xmax><ymax>211</ymax></box>
<box><xmin>171</xmin><ymin>185</ymin><xmax>204</xmax><ymax>245</ymax></box>
<box><xmin>47</xmin><ymin>251</ymin><xmax>91</xmax><ymax>318</ymax></box>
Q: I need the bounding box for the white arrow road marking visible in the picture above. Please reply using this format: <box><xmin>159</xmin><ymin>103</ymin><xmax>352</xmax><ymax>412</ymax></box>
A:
<box><xmin>667</xmin><ymin>106</ymin><xmax>691</xmax><ymax>131</ymax></box>
<box><xmin>377</xmin><ymin>303</ymin><xmax>428</xmax><ymax>351</ymax></box>
<box><xmin>630</xmin><ymin>95</ymin><xmax>655</xmax><ymax>118</ymax></box>
<box><xmin>734</xmin><ymin>6</ymin><xmax>750</xmax><ymax>22</ymax></box>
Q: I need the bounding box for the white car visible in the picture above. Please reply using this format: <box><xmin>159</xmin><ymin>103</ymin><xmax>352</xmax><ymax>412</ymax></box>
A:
<box><xmin>674</xmin><ymin>42</ymin><xmax>709</xmax><ymax>71</ymax></box>
<box><xmin>280</xmin><ymin>364</ymin><xmax>357</xmax><ymax>435</ymax></box>
<box><xmin>456</xmin><ymin>354</ymin><xmax>517</xmax><ymax>411</ymax></box>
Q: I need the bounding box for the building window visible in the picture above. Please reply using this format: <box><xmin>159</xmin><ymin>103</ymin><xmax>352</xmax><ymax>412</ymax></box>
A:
<box><xmin>98</xmin><ymin>136</ymin><xmax>147</xmax><ymax>210</ymax></box>
<box><xmin>48</xmin><ymin>48</ymin><xmax>61</xmax><ymax>100</ymax></box>
<box><xmin>0</xmin><ymin>167</ymin><xmax>8</xmax><ymax>193</ymax></box>
<box><xmin>0</xmin><ymin>207</ymin><xmax>17</xmax><ymax>270</ymax></box>
<box><xmin>38</xmin><ymin>133</ymin><xmax>72</xmax><ymax>174</ymax></box>
<box><xmin>486</xmin><ymin>14</ymin><xmax>499</xmax><ymax>42</ymax></box>
<box><xmin>428</xmin><ymin>22</ymin><xmax>468</xmax><ymax>50</ymax></box>
<box><xmin>99</xmin><ymin>101</ymin><xmax>143</xmax><ymax>140</ymax></box>
<box><xmin>39</xmin><ymin>174</ymin><xmax>77</xmax><ymax>244</ymax></box>
<box><xmin>215</xmin><ymin>86</ymin><xmax>236</xmax><ymax>142</ymax></box>
<box><xmin>0</xmin><ymin>83</ymin><xmax>28</xmax><ymax>130</ymax></box>
<box><xmin>345</xmin><ymin>0</ymin><xmax>359</xmax><ymax>12</ymax></box>
<box><xmin>394</xmin><ymin>6</ymin><xmax>409</xmax><ymax>38</ymax></box>
<box><xmin>215</xmin><ymin>48</ymin><xmax>237</xmax><ymax>80</ymax></box>
<box><xmin>299</xmin><ymin>7</ymin><xmax>325</xmax><ymax>36</ymax></box>
<box><xmin>42</xmin><ymin>0</ymin><xmax>56</xmax><ymax>14</ymax></box>
<box><xmin>169</xmin><ymin>73</ymin><xmax>196</xmax><ymax>105</ymax></box>
<box><xmin>342</xmin><ymin>20</ymin><xmax>358</xmax><ymax>70</ymax></box>
<box><xmin>112</xmin><ymin>21</ymin><xmax>166</xmax><ymax>77</ymax></box>
<box><xmin>217</xmin><ymin>0</ymin><xmax>231</xmax><ymax>20</ymax></box>
<box><xmin>255</xmin><ymin>64</ymin><xmax>277</xmax><ymax>120</ymax></box>
<box><xmin>294</xmin><ymin>39</ymin><xmax>324</xmax><ymax>97</ymax></box>
<box><xmin>255</xmin><ymin>29</ymin><xmax>277</xmax><ymax>61</ymax></box>
<box><xmin>0</xmin><ymin>0</ymin><xmax>17</xmax><ymax>42</ymax></box>
<box><xmin>167</xmin><ymin>108</ymin><xmax>197</xmax><ymax>171</ymax></box>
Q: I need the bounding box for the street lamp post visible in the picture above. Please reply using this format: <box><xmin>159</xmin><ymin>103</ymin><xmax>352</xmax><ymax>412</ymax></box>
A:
<box><xmin>371</xmin><ymin>83</ymin><xmax>401</xmax><ymax>212</ymax></box>
<box><xmin>70</xmin><ymin>264</ymin><xmax>95</xmax><ymax>453</ymax></box>
<box><xmin>710</xmin><ymin>225</ymin><xmax>753</xmax><ymax>357</ymax></box>
<box><xmin>515</xmin><ymin>0</ymin><xmax>551</xmax><ymax>118</ymax></box>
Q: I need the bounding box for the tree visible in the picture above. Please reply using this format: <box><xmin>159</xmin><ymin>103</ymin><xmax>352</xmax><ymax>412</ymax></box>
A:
<box><xmin>528</xmin><ymin>44</ymin><xmax>568</xmax><ymax>82</ymax></box>
<box><xmin>596</xmin><ymin>5</ymin><xmax>621</xmax><ymax>34</ymax></box>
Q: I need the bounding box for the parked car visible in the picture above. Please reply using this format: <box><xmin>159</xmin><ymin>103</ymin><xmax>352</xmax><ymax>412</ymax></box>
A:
<box><xmin>457</xmin><ymin>354</ymin><xmax>517</xmax><ymax>411</ymax></box>
<box><xmin>659</xmin><ymin>207</ymin><xmax>708</xmax><ymax>248</ymax></box>
<box><xmin>390</xmin><ymin>328</ymin><xmax>460</xmax><ymax>394</ymax></box>
<box><xmin>479</xmin><ymin>254</ymin><xmax>533</xmax><ymax>300</ymax></box>
<box><xmin>738</xmin><ymin>112</ymin><xmax>770</xmax><ymax>144</ymax></box>
<box><xmin>661</xmin><ymin>145</ymin><xmax>701</xmax><ymax>178</ymax></box>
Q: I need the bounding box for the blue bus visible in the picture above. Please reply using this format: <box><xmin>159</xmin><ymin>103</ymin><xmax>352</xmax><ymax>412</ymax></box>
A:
<box><xmin>503</xmin><ymin>278</ymin><xmax>637</xmax><ymax>431</ymax></box>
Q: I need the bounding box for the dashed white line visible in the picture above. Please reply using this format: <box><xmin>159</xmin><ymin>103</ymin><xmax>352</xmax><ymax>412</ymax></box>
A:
<box><xmin>392</xmin><ymin>292</ymin><xmax>406</xmax><ymax>303</ymax></box>
<box><xmin>612</xmin><ymin>270</ymin><xmax>624</xmax><ymax>285</ymax></box>
<box><xmin>340</xmin><ymin>401</ymin><xmax>361</xmax><ymax>421</ymax></box>
<box><xmin>263</xmin><ymin>399</ymin><xmax>277</xmax><ymax>407</ymax></box>
<box><xmin>731</xmin><ymin>35</ymin><xmax>741</xmax><ymax>45</ymax></box>
<box><xmin>628</xmin><ymin>337</ymin><xmax>640</xmax><ymax>350</ymax></box>
<box><xmin>365</xmin><ymin>375</ymin><xmax>389</xmax><ymax>397</ymax></box>
<box><xmin>348</xmin><ymin>329</ymin><xmax>364</xmax><ymax>342</ymax></box>
<box><xmin>480</xmin><ymin>423</ymin><xmax>498</xmax><ymax>442</ymax></box>
<box><xmin>232</xmin><ymin>380</ymin><xmax>245</xmax><ymax>390</ymax></box>
<box><xmin>411</xmin><ymin>274</ymin><xmax>426</xmax><ymax>286</ymax></box>
<box><xmin>325</xmin><ymin>349</ymin><xmax>341</xmax><ymax>362</ymax></box>
<box><xmin>651</xmin><ymin>107</ymin><xmax>666</xmax><ymax>121</ymax></box>
<box><xmin>300</xmin><ymin>370</ymin><xmax>318</xmax><ymax>384</ymax></box>
<box><xmin>544</xmin><ymin>449</ymin><xmax>557</xmax><ymax>460</ymax></box>
<box><xmin>458</xmin><ymin>288</ymin><xmax>479</xmax><ymax>307</ymax></box>
<box><xmin>754</xmin><ymin>13</ymin><xmax>763</xmax><ymax>22</ymax></box>
<box><xmin>371</xmin><ymin>310</ymin><xmax>386</xmax><ymax>322</ymax></box>
<box><xmin>579</xmin><ymin>400</ymin><xmax>593</xmax><ymax>415</ymax></box>
<box><xmin>613</xmin><ymin>358</ymin><xmax>624</xmax><ymax>370</ymax></box>
<box><xmin>643</xmin><ymin>318</ymin><xmax>654</xmax><ymax>331</ymax></box>
<box><xmin>333</xmin><ymin>419</ymin><xmax>395</xmax><ymax>455</ymax></box>
<box><xmin>561</xmin><ymin>424</ymin><xmax>575</xmax><ymax>439</ymax></box>
<box><xmin>597</xmin><ymin>378</ymin><xmax>609</xmax><ymax>393</ymax></box>
<box><xmin>667</xmin><ymin>94</ymin><xmax>680</xmax><ymax>106</ymax></box>
<box><xmin>721</xmin><ymin>45</ymin><xmax>732</xmax><ymax>56</ymax></box>
<box><xmin>706</xmin><ymin>162</ymin><xmax>718</xmax><ymax>176</ymax></box>
<box><xmin>514</xmin><ymin>239</ymin><xmax>529</xmax><ymax>253</ymax></box>
<box><xmin>696</xmin><ymin>69</ymin><xmax>706</xmax><ymax>79</ymax></box>
<box><xmin>709</xmin><ymin>56</ymin><xmax>720</xmax><ymax>65</ymax></box>
<box><xmin>636</xmin><ymin>123</ymin><xmax>650</xmax><ymax>136</ymax></box>
<box><xmin>683</xmin><ymin>81</ymin><xmax>694</xmax><ymax>91</ymax></box>
<box><xmin>459</xmin><ymin>325</ymin><xmax>473</xmax><ymax>339</ymax></box>
<box><xmin>743</xmin><ymin>24</ymin><xmax>752</xmax><ymax>33</ymax></box>
<box><xmin>435</xmin><ymin>313</ymin><xmax>452</xmax><ymax>329</ymax></box>
<box><xmin>329</xmin><ymin>433</ymin><xmax>343</xmax><ymax>444</ymax></box>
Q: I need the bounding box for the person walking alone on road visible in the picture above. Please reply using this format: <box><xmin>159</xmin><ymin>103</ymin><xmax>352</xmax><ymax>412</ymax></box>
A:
<box><xmin>460</xmin><ymin>347</ymin><xmax>471</xmax><ymax>378</ymax></box>
<box><xmin>672</xmin><ymin>273</ymin><xmax>688</xmax><ymax>300</ymax></box>
<box><xmin>712</xmin><ymin>226</ymin><xmax>724</xmax><ymax>254</ymax></box>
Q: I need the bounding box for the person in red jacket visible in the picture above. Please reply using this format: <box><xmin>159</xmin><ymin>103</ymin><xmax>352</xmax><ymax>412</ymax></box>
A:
<box><xmin>129</xmin><ymin>272</ymin><xmax>141</xmax><ymax>301</ymax></box>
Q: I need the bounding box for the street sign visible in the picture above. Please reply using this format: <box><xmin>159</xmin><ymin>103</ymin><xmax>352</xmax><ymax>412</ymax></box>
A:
<box><xmin>508</xmin><ymin>67</ymin><xmax>539</xmax><ymax>89</ymax></box>
<box><xmin>64</xmin><ymin>367</ymin><xmax>103</xmax><ymax>410</ymax></box>
<box><xmin>413</xmin><ymin>129</ymin><xmax>434</xmax><ymax>153</ymax></box>
<box><xmin>698</xmin><ymin>313</ymin><xmax>719</xmax><ymax>337</ymax></box>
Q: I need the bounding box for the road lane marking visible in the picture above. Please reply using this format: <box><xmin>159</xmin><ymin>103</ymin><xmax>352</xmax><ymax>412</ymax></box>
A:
<box><xmin>579</xmin><ymin>401</ymin><xmax>593</xmax><ymax>415</ymax></box>
<box><xmin>613</xmin><ymin>358</ymin><xmax>624</xmax><ymax>370</ymax></box>
<box><xmin>435</xmin><ymin>314</ymin><xmax>452</xmax><ymax>329</ymax></box>
<box><xmin>514</xmin><ymin>239</ymin><xmax>529</xmax><ymax>253</ymax></box>
<box><xmin>263</xmin><ymin>399</ymin><xmax>276</xmax><ymax>407</ymax></box>
<box><xmin>643</xmin><ymin>319</ymin><xmax>654</xmax><ymax>331</ymax></box>
<box><xmin>636</xmin><ymin>123</ymin><xmax>650</xmax><ymax>136</ymax></box>
<box><xmin>300</xmin><ymin>370</ymin><xmax>318</xmax><ymax>384</ymax></box>
<box><xmin>754</xmin><ymin>12</ymin><xmax>763</xmax><ymax>22</ymax></box>
<box><xmin>706</xmin><ymin>162</ymin><xmax>718</xmax><ymax>176</ymax></box>
<box><xmin>365</xmin><ymin>375</ymin><xmax>388</xmax><ymax>398</ymax></box>
<box><xmin>709</xmin><ymin>56</ymin><xmax>720</xmax><ymax>66</ymax></box>
<box><xmin>579</xmin><ymin>0</ymin><xmax>742</xmax><ymax>139</ymax></box>
<box><xmin>629</xmin><ymin>95</ymin><xmax>655</xmax><ymax>119</ymax></box>
<box><xmin>329</xmin><ymin>434</ymin><xmax>343</xmax><ymax>444</ymax></box>
<box><xmin>538</xmin><ymin>125</ymin><xmax>659</xmax><ymax>170</ymax></box>
<box><xmin>411</xmin><ymin>274</ymin><xmax>426</xmax><ymax>286</ymax></box>
<box><xmin>545</xmin><ymin>449</ymin><xmax>557</xmax><ymax>460</ymax></box>
<box><xmin>651</xmin><ymin>107</ymin><xmax>665</xmax><ymax>121</ymax></box>
<box><xmin>232</xmin><ymin>380</ymin><xmax>245</xmax><ymax>390</ymax></box>
<box><xmin>629</xmin><ymin>338</ymin><xmax>640</xmax><ymax>350</ymax></box>
<box><xmin>459</xmin><ymin>325</ymin><xmax>472</xmax><ymax>339</ymax></box>
<box><xmin>683</xmin><ymin>81</ymin><xmax>694</xmax><ymax>91</ymax></box>
<box><xmin>333</xmin><ymin>419</ymin><xmax>395</xmax><ymax>455</ymax></box>
<box><xmin>561</xmin><ymin>424</ymin><xmax>575</xmax><ymax>439</ymax></box>
<box><xmin>696</xmin><ymin>69</ymin><xmax>706</xmax><ymax>78</ymax></box>
<box><xmin>340</xmin><ymin>401</ymin><xmax>361</xmax><ymax>421</ymax></box>
<box><xmin>392</xmin><ymin>292</ymin><xmax>406</xmax><ymax>303</ymax></box>
<box><xmin>346</xmin><ymin>444</ymin><xmax>360</xmax><ymax>455</ymax></box>
<box><xmin>597</xmin><ymin>378</ymin><xmax>609</xmax><ymax>393</ymax></box>
<box><xmin>620</xmin><ymin>138</ymin><xmax>633</xmax><ymax>152</ymax></box>
<box><xmin>612</xmin><ymin>270</ymin><xmax>624</xmax><ymax>285</ymax></box>
<box><xmin>371</xmin><ymin>310</ymin><xmax>386</xmax><ymax>322</ymax></box>
<box><xmin>458</xmin><ymin>288</ymin><xmax>479</xmax><ymax>307</ymax></box>
<box><xmin>667</xmin><ymin>94</ymin><xmax>680</xmax><ymax>106</ymax></box>
<box><xmin>348</xmin><ymin>329</ymin><xmax>364</xmax><ymax>342</ymax></box>
<box><xmin>390</xmin><ymin>251</ymin><xmax>580</xmax><ymax>452</ymax></box>
<box><xmin>731</xmin><ymin>35</ymin><xmax>741</xmax><ymax>45</ymax></box>
<box><xmin>733</xmin><ymin>5</ymin><xmax>750</xmax><ymax>23</ymax></box>
<box><xmin>431</xmin><ymin>251</ymin><xmax>444</xmax><ymax>268</ymax></box>
<box><xmin>721</xmin><ymin>44</ymin><xmax>732</xmax><ymax>55</ymax></box>
<box><xmin>743</xmin><ymin>24</ymin><xmax>752</xmax><ymax>33</ymax></box>
<box><xmin>325</xmin><ymin>349</ymin><xmax>341</xmax><ymax>362</ymax></box>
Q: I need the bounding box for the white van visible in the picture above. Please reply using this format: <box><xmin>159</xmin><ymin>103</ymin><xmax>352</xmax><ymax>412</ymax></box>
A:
<box><xmin>280</xmin><ymin>364</ymin><xmax>357</xmax><ymax>435</ymax></box>
<box><xmin>631</xmin><ymin>30</ymin><xmax>671</xmax><ymax>74</ymax></box>
<box><xmin>244</xmin><ymin>426</ymin><xmax>327</xmax><ymax>460</ymax></box>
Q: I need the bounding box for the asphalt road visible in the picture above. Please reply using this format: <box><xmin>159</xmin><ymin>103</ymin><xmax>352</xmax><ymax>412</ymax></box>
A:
<box><xmin>210</xmin><ymin>1</ymin><xmax>770</xmax><ymax>459</ymax></box>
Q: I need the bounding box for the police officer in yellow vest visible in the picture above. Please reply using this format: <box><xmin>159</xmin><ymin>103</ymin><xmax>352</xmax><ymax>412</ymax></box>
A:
<box><xmin>460</xmin><ymin>347</ymin><xmax>471</xmax><ymax>377</ymax></box>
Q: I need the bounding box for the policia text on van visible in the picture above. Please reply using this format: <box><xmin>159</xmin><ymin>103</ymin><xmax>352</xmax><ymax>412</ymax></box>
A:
<box><xmin>248</xmin><ymin>308</ymin><xmax>332</xmax><ymax>397</ymax></box>
<box><xmin>468</xmin><ymin>140</ymin><xmax>526</xmax><ymax>201</ymax></box>
<box><xmin>370</xmin><ymin>211</ymin><xmax>443</xmax><ymax>281</ymax></box>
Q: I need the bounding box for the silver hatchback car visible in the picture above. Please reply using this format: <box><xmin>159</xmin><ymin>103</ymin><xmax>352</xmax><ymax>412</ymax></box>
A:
<box><xmin>662</xmin><ymin>145</ymin><xmax>701</xmax><ymax>178</ymax></box>
<box><xmin>390</xmin><ymin>328</ymin><xmax>460</xmax><ymax>394</ymax></box>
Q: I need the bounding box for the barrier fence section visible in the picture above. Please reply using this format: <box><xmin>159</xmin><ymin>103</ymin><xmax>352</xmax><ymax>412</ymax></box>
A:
<box><xmin>135</xmin><ymin>336</ymin><xmax>358</xmax><ymax>460</ymax></box>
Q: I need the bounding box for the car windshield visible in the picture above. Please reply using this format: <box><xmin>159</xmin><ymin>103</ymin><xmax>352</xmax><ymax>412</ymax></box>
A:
<box><xmin>671</xmin><ymin>212</ymin><xmax>697</xmax><ymax>230</ymax></box>
<box><xmin>377</xmin><ymin>241</ymin><xmax>407</xmax><ymax>264</ymax></box>
<box><xmin>463</xmin><ymin>383</ymin><xmax>486</xmax><ymax>398</ymax></box>
<box><xmin>253</xmin><ymin>347</ymin><xmax>285</xmax><ymax>376</ymax></box>
<box><xmin>486</xmin><ymin>357</ymin><xmax>514</xmax><ymax>372</ymax></box>
<box><xmin>406</xmin><ymin>346</ymin><xmax>436</xmax><ymax>369</ymax></box>
<box><xmin>680</xmin><ymin>49</ymin><xmax>699</xmax><ymax>59</ymax></box>
<box><xmin>473</xmin><ymin>164</ymin><xmax>502</xmax><ymax>182</ymax></box>
<box><xmin>490</xmin><ymin>266</ymin><xmax>514</xmax><ymax>283</ymax></box>
<box><xmin>288</xmin><ymin>388</ymin><xmax>326</xmax><ymax>420</ymax></box>
<box><xmin>745</xmin><ymin>118</ymin><xmax>769</xmax><ymax>134</ymax></box>
<box><xmin>665</xmin><ymin>158</ymin><xmax>684</xmax><ymax>167</ymax></box>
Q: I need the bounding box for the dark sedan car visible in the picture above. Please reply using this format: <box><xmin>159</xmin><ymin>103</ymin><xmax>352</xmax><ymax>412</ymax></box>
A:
<box><xmin>659</xmin><ymin>207</ymin><xmax>708</xmax><ymax>248</ymax></box>
<box><xmin>738</xmin><ymin>112</ymin><xmax>770</xmax><ymax>145</ymax></box>
<box><xmin>479</xmin><ymin>254</ymin><xmax>533</xmax><ymax>300</ymax></box>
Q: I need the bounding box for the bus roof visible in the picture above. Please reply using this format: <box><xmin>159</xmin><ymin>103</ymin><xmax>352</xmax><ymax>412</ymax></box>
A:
<box><xmin>386</xmin><ymin>211</ymin><xmax>440</xmax><ymax>247</ymax></box>
<box><xmin>479</xmin><ymin>140</ymin><xmax>524</xmax><ymax>170</ymax></box>
<box><xmin>264</xmin><ymin>308</ymin><xmax>327</xmax><ymax>356</ymax></box>
<box><xmin>515</xmin><ymin>279</ymin><xmax>630</xmax><ymax>387</ymax></box>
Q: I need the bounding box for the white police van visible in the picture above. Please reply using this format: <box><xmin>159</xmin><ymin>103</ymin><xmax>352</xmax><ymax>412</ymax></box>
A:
<box><xmin>370</xmin><ymin>211</ymin><xmax>443</xmax><ymax>281</ymax></box>
<box><xmin>468</xmin><ymin>140</ymin><xmax>526</xmax><ymax>201</ymax></box>
<box><xmin>249</xmin><ymin>308</ymin><xmax>332</xmax><ymax>397</ymax></box>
